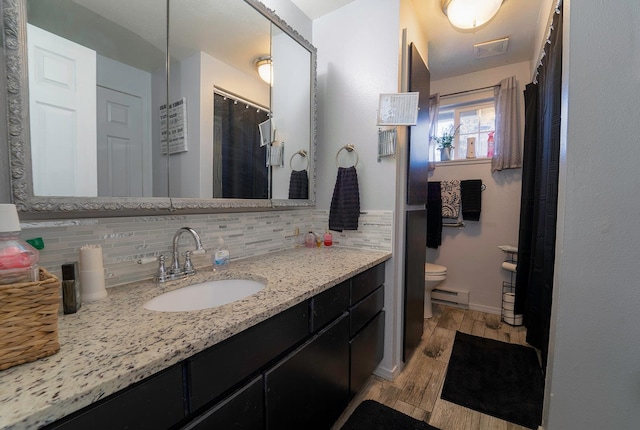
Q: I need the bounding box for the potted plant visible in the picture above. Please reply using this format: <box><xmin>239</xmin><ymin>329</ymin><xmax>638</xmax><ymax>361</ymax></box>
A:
<box><xmin>432</xmin><ymin>125</ymin><xmax>460</xmax><ymax>161</ymax></box>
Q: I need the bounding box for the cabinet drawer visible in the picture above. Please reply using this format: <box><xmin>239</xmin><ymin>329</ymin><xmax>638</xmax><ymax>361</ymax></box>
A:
<box><xmin>310</xmin><ymin>280</ymin><xmax>349</xmax><ymax>332</ymax></box>
<box><xmin>350</xmin><ymin>310</ymin><xmax>385</xmax><ymax>398</ymax></box>
<box><xmin>182</xmin><ymin>375</ymin><xmax>264</xmax><ymax>430</ymax></box>
<box><xmin>44</xmin><ymin>364</ymin><xmax>184</xmax><ymax>430</ymax></box>
<box><xmin>188</xmin><ymin>300</ymin><xmax>309</xmax><ymax>412</ymax></box>
<box><xmin>265</xmin><ymin>313</ymin><xmax>349</xmax><ymax>430</ymax></box>
<box><xmin>350</xmin><ymin>285</ymin><xmax>384</xmax><ymax>337</ymax></box>
<box><xmin>350</xmin><ymin>263</ymin><xmax>385</xmax><ymax>305</ymax></box>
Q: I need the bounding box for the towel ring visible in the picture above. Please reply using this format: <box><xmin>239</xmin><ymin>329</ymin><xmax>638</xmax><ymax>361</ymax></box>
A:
<box><xmin>289</xmin><ymin>150</ymin><xmax>308</xmax><ymax>170</ymax></box>
<box><xmin>336</xmin><ymin>144</ymin><xmax>359</xmax><ymax>168</ymax></box>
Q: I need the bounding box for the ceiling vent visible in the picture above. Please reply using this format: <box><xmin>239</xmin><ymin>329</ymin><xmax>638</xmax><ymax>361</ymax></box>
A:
<box><xmin>473</xmin><ymin>37</ymin><xmax>509</xmax><ymax>58</ymax></box>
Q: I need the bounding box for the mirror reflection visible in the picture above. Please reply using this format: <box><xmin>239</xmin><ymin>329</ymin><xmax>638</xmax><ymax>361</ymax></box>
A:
<box><xmin>165</xmin><ymin>0</ymin><xmax>271</xmax><ymax>199</ymax></box>
<box><xmin>26</xmin><ymin>0</ymin><xmax>166</xmax><ymax>198</ymax></box>
<box><xmin>24</xmin><ymin>0</ymin><xmax>313</xmax><ymax>202</ymax></box>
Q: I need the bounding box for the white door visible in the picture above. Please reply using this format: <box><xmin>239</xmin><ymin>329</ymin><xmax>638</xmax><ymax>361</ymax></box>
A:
<box><xmin>97</xmin><ymin>87</ymin><xmax>144</xmax><ymax>197</ymax></box>
<box><xmin>27</xmin><ymin>24</ymin><xmax>97</xmax><ymax>197</ymax></box>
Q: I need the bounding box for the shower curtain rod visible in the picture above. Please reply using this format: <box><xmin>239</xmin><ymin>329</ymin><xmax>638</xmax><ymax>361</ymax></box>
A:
<box><xmin>533</xmin><ymin>0</ymin><xmax>563</xmax><ymax>84</ymax></box>
<box><xmin>440</xmin><ymin>85</ymin><xmax>498</xmax><ymax>99</ymax></box>
<box><xmin>214</xmin><ymin>86</ymin><xmax>269</xmax><ymax>112</ymax></box>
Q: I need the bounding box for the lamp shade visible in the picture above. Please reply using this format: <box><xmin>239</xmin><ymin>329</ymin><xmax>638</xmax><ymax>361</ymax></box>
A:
<box><xmin>256</xmin><ymin>57</ymin><xmax>271</xmax><ymax>84</ymax></box>
<box><xmin>0</xmin><ymin>204</ymin><xmax>21</xmax><ymax>232</ymax></box>
<box><xmin>442</xmin><ymin>0</ymin><xmax>503</xmax><ymax>30</ymax></box>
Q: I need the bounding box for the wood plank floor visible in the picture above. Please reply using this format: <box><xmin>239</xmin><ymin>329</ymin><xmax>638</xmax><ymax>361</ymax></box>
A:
<box><xmin>332</xmin><ymin>304</ymin><xmax>532</xmax><ymax>430</ymax></box>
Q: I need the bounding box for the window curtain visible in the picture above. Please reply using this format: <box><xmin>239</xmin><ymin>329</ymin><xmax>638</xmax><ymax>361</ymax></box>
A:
<box><xmin>428</xmin><ymin>93</ymin><xmax>440</xmax><ymax>171</ymax></box>
<box><xmin>515</xmin><ymin>0</ymin><xmax>563</xmax><ymax>372</ymax></box>
<box><xmin>492</xmin><ymin>76</ymin><xmax>522</xmax><ymax>172</ymax></box>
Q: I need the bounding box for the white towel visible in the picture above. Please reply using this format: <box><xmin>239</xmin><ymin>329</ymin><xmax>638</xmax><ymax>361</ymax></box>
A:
<box><xmin>441</xmin><ymin>180</ymin><xmax>461</xmax><ymax>218</ymax></box>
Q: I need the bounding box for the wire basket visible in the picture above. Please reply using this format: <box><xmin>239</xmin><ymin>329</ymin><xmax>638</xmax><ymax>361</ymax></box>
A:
<box><xmin>0</xmin><ymin>268</ymin><xmax>60</xmax><ymax>370</ymax></box>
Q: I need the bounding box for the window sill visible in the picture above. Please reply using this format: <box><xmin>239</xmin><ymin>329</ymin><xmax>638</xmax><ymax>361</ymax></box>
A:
<box><xmin>435</xmin><ymin>158</ymin><xmax>491</xmax><ymax>167</ymax></box>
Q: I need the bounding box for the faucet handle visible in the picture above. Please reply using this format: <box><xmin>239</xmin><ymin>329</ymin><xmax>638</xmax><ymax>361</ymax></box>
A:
<box><xmin>183</xmin><ymin>251</ymin><xmax>196</xmax><ymax>276</ymax></box>
<box><xmin>155</xmin><ymin>255</ymin><xmax>170</xmax><ymax>283</ymax></box>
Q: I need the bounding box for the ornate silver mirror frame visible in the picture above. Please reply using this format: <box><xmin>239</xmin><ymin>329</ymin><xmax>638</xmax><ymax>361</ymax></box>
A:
<box><xmin>1</xmin><ymin>0</ymin><xmax>316</xmax><ymax>219</ymax></box>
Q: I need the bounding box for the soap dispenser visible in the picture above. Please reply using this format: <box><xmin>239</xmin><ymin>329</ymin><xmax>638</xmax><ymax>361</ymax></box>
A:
<box><xmin>304</xmin><ymin>231</ymin><xmax>316</xmax><ymax>248</ymax></box>
<box><xmin>213</xmin><ymin>237</ymin><xmax>229</xmax><ymax>271</ymax></box>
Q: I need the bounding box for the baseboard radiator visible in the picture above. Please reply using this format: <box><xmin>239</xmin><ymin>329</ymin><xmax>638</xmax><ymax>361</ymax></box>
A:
<box><xmin>431</xmin><ymin>287</ymin><xmax>469</xmax><ymax>308</ymax></box>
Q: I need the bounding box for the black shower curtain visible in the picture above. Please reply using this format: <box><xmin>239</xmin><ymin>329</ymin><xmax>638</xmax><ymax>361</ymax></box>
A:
<box><xmin>214</xmin><ymin>94</ymin><xmax>269</xmax><ymax>199</ymax></box>
<box><xmin>515</xmin><ymin>2</ymin><xmax>563</xmax><ymax>371</ymax></box>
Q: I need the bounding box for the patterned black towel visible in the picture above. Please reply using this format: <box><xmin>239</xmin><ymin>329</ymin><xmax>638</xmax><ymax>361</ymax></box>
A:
<box><xmin>460</xmin><ymin>179</ymin><xmax>482</xmax><ymax>221</ymax></box>
<box><xmin>427</xmin><ymin>181</ymin><xmax>443</xmax><ymax>249</ymax></box>
<box><xmin>288</xmin><ymin>170</ymin><xmax>309</xmax><ymax>199</ymax></box>
<box><xmin>329</xmin><ymin>166</ymin><xmax>360</xmax><ymax>232</ymax></box>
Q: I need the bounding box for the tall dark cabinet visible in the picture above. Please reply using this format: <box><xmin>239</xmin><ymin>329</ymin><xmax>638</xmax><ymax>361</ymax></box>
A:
<box><xmin>403</xmin><ymin>43</ymin><xmax>430</xmax><ymax>362</ymax></box>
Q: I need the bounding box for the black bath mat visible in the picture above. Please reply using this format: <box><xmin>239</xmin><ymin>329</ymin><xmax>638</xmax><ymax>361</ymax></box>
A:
<box><xmin>340</xmin><ymin>400</ymin><xmax>440</xmax><ymax>430</ymax></box>
<box><xmin>441</xmin><ymin>331</ymin><xmax>544</xmax><ymax>429</ymax></box>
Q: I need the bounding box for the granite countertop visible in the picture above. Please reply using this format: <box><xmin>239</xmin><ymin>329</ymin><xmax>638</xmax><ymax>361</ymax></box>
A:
<box><xmin>0</xmin><ymin>247</ymin><xmax>391</xmax><ymax>430</ymax></box>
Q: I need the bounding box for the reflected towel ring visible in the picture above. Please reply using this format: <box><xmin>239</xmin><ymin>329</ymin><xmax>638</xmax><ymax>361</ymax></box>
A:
<box><xmin>289</xmin><ymin>150</ymin><xmax>308</xmax><ymax>170</ymax></box>
<box><xmin>336</xmin><ymin>144</ymin><xmax>359</xmax><ymax>168</ymax></box>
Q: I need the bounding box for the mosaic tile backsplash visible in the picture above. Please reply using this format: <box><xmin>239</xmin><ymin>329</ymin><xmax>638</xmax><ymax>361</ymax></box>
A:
<box><xmin>20</xmin><ymin>209</ymin><xmax>393</xmax><ymax>288</ymax></box>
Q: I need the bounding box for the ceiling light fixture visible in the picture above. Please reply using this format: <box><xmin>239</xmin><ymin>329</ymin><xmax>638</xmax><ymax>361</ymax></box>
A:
<box><xmin>255</xmin><ymin>56</ymin><xmax>271</xmax><ymax>84</ymax></box>
<box><xmin>441</xmin><ymin>0</ymin><xmax>503</xmax><ymax>30</ymax></box>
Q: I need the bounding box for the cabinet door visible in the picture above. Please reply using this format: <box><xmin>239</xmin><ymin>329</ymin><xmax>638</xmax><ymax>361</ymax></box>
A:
<box><xmin>182</xmin><ymin>375</ymin><xmax>264</xmax><ymax>430</ymax></box>
<box><xmin>44</xmin><ymin>364</ymin><xmax>184</xmax><ymax>430</ymax></box>
<box><xmin>188</xmin><ymin>300</ymin><xmax>308</xmax><ymax>412</ymax></box>
<box><xmin>310</xmin><ymin>280</ymin><xmax>349</xmax><ymax>332</ymax></box>
<box><xmin>350</xmin><ymin>310</ymin><xmax>385</xmax><ymax>398</ymax></box>
<box><xmin>351</xmin><ymin>263</ymin><xmax>385</xmax><ymax>305</ymax></box>
<box><xmin>265</xmin><ymin>313</ymin><xmax>349</xmax><ymax>430</ymax></box>
<box><xmin>350</xmin><ymin>285</ymin><xmax>384</xmax><ymax>337</ymax></box>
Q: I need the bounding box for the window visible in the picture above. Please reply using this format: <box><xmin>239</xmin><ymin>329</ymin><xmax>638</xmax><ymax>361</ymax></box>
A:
<box><xmin>434</xmin><ymin>100</ymin><xmax>495</xmax><ymax>162</ymax></box>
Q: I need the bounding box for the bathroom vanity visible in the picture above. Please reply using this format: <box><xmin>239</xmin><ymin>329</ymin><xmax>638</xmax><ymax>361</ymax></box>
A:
<box><xmin>0</xmin><ymin>247</ymin><xmax>390</xmax><ymax>429</ymax></box>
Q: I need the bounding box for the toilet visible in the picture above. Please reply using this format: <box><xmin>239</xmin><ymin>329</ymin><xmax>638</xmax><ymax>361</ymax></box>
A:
<box><xmin>424</xmin><ymin>263</ymin><xmax>447</xmax><ymax>318</ymax></box>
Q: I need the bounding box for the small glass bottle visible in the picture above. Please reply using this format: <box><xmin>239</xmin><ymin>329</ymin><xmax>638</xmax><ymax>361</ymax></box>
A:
<box><xmin>305</xmin><ymin>231</ymin><xmax>316</xmax><ymax>248</ymax></box>
<box><xmin>323</xmin><ymin>231</ymin><xmax>333</xmax><ymax>247</ymax></box>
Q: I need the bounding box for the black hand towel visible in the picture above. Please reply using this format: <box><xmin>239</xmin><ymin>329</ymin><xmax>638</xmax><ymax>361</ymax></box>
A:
<box><xmin>288</xmin><ymin>170</ymin><xmax>309</xmax><ymax>199</ymax></box>
<box><xmin>329</xmin><ymin>166</ymin><xmax>360</xmax><ymax>232</ymax></box>
<box><xmin>460</xmin><ymin>179</ymin><xmax>482</xmax><ymax>221</ymax></box>
<box><xmin>427</xmin><ymin>181</ymin><xmax>442</xmax><ymax>249</ymax></box>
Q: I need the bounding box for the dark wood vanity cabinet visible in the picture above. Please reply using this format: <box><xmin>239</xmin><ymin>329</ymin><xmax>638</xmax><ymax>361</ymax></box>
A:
<box><xmin>43</xmin><ymin>263</ymin><xmax>386</xmax><ymax>430</ymax></box>
<box><xmin>187</xmin><ymin>301</ymin><xmax>309</xmax><ymax>412</ymax></box>
<box><xmin>265</xmin><ymin>313</ymin><xmax>350</xmax><ymax>430</ymax></box>
<box><xmin>348</xmin><ymin>263</ymin><xmax>386</xmax><ymax>398</ymax></box>
<box><xmin>182</xmin><ymin>375</ymin><xmax>264</xmax><ymax>430</ymax></box>
<box><xmin>43</xmin><ymin>364</ymin><xmax>185</xmax><ymax>430</ymax></box>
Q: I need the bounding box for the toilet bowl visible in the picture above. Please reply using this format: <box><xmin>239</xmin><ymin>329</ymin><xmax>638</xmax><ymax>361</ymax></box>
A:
<box><xmin>424</xmin><ymin>263</ymin><xmax>447</xmax><ymax>319</ymax></box>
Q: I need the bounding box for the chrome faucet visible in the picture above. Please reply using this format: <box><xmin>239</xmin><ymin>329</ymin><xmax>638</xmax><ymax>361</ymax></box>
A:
<box><xmin>169</xmin><ymin>227</ymin><xmax>206</xmax><ymax>279</ymax></box>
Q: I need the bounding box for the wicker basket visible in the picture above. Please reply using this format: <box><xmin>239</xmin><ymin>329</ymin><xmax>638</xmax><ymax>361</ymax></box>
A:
<box><xmin>0</xmin><ymin>267</ymin><xmax>60</xmax><ymax>370</ymax></box>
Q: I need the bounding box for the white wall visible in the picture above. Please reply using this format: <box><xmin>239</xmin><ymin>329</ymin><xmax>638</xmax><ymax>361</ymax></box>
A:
<box><xmin>545</xmin><ymin>0</ymin><xmax>640</xmax><ymax>428</ymax></box>
<box><xmin>427</xmin><ymin>61</ymin><xmax>529</xmax><ymax>313</ymax></box>
<box><xmin>313</xmin><ymin>0</ymin><xmax>402</xmax><ymax>376</ymax></box>
<box><xmin>260</xmin><ymin>0</ymin><xmax>313</xmax><ymax>43</ymax></box>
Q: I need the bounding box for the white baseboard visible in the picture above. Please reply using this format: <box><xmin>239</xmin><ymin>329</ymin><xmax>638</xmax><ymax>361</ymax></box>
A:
<box><xmin>468</xmin><ymin>302</ymin><xmax>502</xmax><ymax>315</ymax></box>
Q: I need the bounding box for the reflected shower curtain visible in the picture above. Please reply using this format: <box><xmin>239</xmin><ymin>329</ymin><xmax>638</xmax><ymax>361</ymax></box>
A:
<box><xmin>213</xmin><ymin>94</ymin><xmax>269</xmax><ymax>199</ymax></box>
<box><xmin>515</xmin><ymin>1</ymin><xmax>563</xmax><ymax>371</ymax></box>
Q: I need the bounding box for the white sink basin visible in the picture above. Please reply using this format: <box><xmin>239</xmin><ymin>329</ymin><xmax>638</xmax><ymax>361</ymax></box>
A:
<box><xmin>144</xmin><ymin>279</ymin><xmax>265</xmax><ymax>312</ymax></box>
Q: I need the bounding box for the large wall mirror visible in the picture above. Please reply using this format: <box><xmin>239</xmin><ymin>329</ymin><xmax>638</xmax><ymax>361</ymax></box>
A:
<box><xmin>2</xmin><ymin>0</ymin><xmax>316</xmax><ymax>218</ymax></box>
